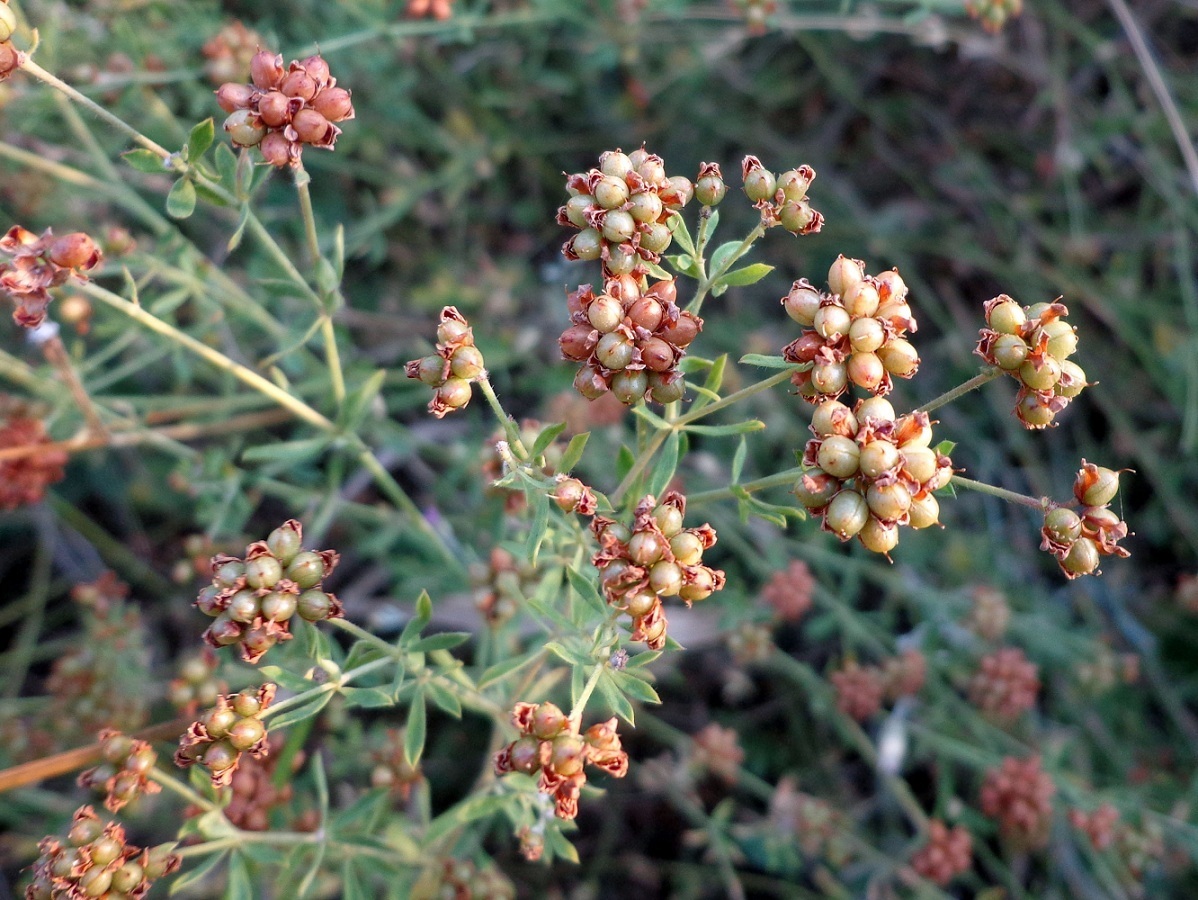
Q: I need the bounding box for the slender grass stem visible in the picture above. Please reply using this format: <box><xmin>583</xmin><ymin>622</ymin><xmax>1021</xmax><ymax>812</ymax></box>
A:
<box><xmin>569</xmin><ymin>663</ymin><xmax>606</xmax><ymax>723</ymax></box>
<box><xmin>951</xmin><ymin>475</ymin><xmax>1048</xmax><ymax>511</ymax></box>
<box><xmin>915</xmin><ymin>367</ymin><xmax>1002</xmax><ymax>415</ymax></box>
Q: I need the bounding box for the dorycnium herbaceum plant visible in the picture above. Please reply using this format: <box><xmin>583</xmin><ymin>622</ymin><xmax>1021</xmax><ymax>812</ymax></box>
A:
<box><xmin>1</xmin><ymin>0</ymin><xmax>1195</xmax><ymax>897</ymax></box>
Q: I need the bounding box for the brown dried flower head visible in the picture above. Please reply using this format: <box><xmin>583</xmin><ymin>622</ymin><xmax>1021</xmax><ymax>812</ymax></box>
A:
<box><xmin>911</xmin><ymin>820</ymin><xmax>972</xmax><ymax>886</ymax></box>
<box><xmin>405</xmin><ymin>306</ymin><xmax>484</xmax><ymax>418</ymax></box>
<box><xmin>968</xmin><ymin>646</ymin><xmax>1039</xmax><ymax>720</ymax></box>
<box><xmin>0</xmin><ymin>410</ymin><xmax>68</xmax><ymax>509</ymax></box>
<box><xmin>741</xmin><ymin>155</ymin><xmax>823</xmax><ymax>234</ymax></box>
<box><xmin>0</xmin><ymin>225</ymin><xmax>102</xmax><ymax>327</ymax></box>
<box><xmin>980</xmin><ymin>754</ymin><xmax>1055</xmax><ymax>846</ymax></box>
<box><xmin>493</xmin><ymin>701</ymin><xmax>628</xmax><ymax>820</ymax></box>
<box><xmin>175</xmin><ymin>683</ymin><xmax>276</xmax><ymax>789</ymax></box>
<box><xmin>77</xmin><ymin>729</ymin><xmax>161</xmax><ymax>813</ymax></box>
<box><xmin>830</xmin><ymin>660</ymin><xmax>884</xmax><ymax>722</ymax></box>
<box><xmin>217</xmin><ymin>49</ymin><xmax>355</xmax><ymax>168</ymax></box>
<box><xmin>761</xmin><ymin>560</ymin><xmax>815</xmax><ymax>622</ymax></box>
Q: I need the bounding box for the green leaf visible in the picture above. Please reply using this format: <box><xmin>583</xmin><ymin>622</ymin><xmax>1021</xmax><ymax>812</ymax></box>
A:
<box><xmin>647</xmin><ymin>430</ymin><xmax>680</xmax><ymax>498</ymax></box>
<box><xmin>596</xmin><ymin>672</ymin><xmax>636</xmax><ymax>724</ymax></box>
<box><xmin>409</xmin><ymin>632</ymin><xmax>471</xmax><ymax>653</ymax></box>
<box><xmin>342</xmin><ymin>861</ymin><xmax>369</xmax><ymax>900</ymax></box>
<box><xmin>331</xmin><ymin>788</ymin><xmax>391</xmax><ymax>833</ymax></box>
<box><xmin>398</xmin><ymin>591</ymin><xmax>433</xmax><ymax>646</ymax></box>
<box><xmin>340</xmin><ymin>686</ymin><xmax>396</xmax><ymax>709</ymax></box>
<box><xmin>316</xmin><ymin>258</ymin><xmax>340</xmax><ymax>297</ymax></box>
<box><xmin>739</xmin><ymin>353</ymin><xmax>800</xmax><ymax>370</ymax></box>
<box><xmin>666</xmin><ymin>253</ymin><xmax>703</xmax><ymax>279</ymax></box>
<box><xmin>530</xmin><ymin>422</ymin><xmax>567</xmax><ymax>459</ymax></box>
<box><xmin>703</xmin><ymin>208</ymin><xmax>721</xmax><ymax>241</ymax></box>
<box><xmin>312</xmin><ymin>750</ymin><xmax>329</xmax><ymax>817</ymax></box>
<box><xmin>682</xmin><ymin>419</ymin><xmax>765</xmax><ymax>437</ymax></box>
<box><xmin>731</xmin><ymin>436</ymin><xmax>747</xmax><ymax>484</ymax></box>
<box><xmin>215</xmin><ymin>143</ymin><xmax>238</xmax><ymax>187</ymax></box>
<box><xmin>712</xmin><ymin>281</ymin><xmax>730</xmax><ymax>298</ymax></box>
<box><xmin>610</xmin><ymin>669</ymin><xmax>661</xmax><ymax>705</ymax></box>
<box><xmin>425</xmin><ymin>680</ymin><xmax>462</xmax><ymax>718</ymax></box>
<box><xmin>615</xmin><ymin>445</ymin><xmax>635</xmax><ymax>483</ymax></box>
<box><xmin>241</xmin><ymin>437</ymin><xmax>330</xmax><ymax>466</ymax></box>
<box><xmin>425</xmin><ymin>794</ymin><xmax>510</xmax><ymax>846</ymax></box>
<box><xmin>479</xmin><ymin>649</ymin><xmax>544</xmax><ymax>688</ymax></box>
<box><xmin>525</xmin><ymin>492</ymin><xmax>550</xmax><ymax>565</ymax></box>
<box><xmin>546</xmin><ymin>827</ymin><xmax>581</xmax><ymax>865</ymax></box>
<box><xmin>227</xmin><ymin>205</ymin><xmax>250</xmax><ymax>252</ymax></box>
<box><xmin>626</xmin><ymin>650</ymin><xmax>662</xmax><ymax>669</ymax></box>
<box><xmin>404</xmin><ymin>691</ymin><xmax>427</xmax><ymax>767</ymax></box>
<box><xmin>703</xmin><ymin>354</ymin><xmax>728</xmax><ymax>397</ymax></box>
<box><xmin>415</xmin><ymin>589</ymin><xmax>433</xmax><ymax>621</ymax></box>
<box><xmin>566</xmin><ymin>566</ymin><xmax>608</xmax><ymax>617</ymax></box>
<box><xmin>170</xmin><ymin>850</ymin><xmax>228</xmax><ymax>895</ymax></box>
<box><xmin>268</xmin><ymin>691</ymin><xmax>333</xmax><ymax>730</ymax></box>
<box><xmin>187</xmin><ymin>118</ymin><xmax>216</xmax><ymax>160</ymax></box>
<box><xmin>123</xmin><ymin>148</ymin><xmax>166</xmax><ymax>173</ymax></box>
<box><xmin>558</xmin><ymin>431</ymin><xmax>589</xmax><ymax>474</ymax></box>
<box><xmin>667</xmin><ymin>211</ymin><xmax>696</xmax><ymax>256</ymax></box>
<box><xmin>709</xmin><ymin>240</ymin><xmax>743</xmax><ymax>275</ymax></box>
<box><xmin>641</xmin><ymin>259</ymin><xmax>672</xmax><ymax>280</ymax></box>
<box><xmin>715</xmin><ymin>262</ymin><xmax>774</xmax><ymax>288</ymax></box>
<box><xmin>235</xmin><ymin>147</ymin><xmax>254</xmax><ymax>196</ymax></box>
<box><xmin>332</xmin><ymin>224</ymin><xmax>346</xmax><ymax>281</ymax></box>
<box><xmin>166</xmin><ymin>178</ymin><xmax>197</xmax><ymax>219</ymax></box>
<box><xmin>339</xmin><ymin>369</ymin><xmax>386</xmax><ymax>431</ymax></box>
<box><xmin>933</xmin><ymin>440</ymin><xmax>956</xmax><ymax>456</ymax></box>
<box><xmin>223</xmin><ymin>853</ymin><xmax>253</xmax><ymax>900</ymax></box>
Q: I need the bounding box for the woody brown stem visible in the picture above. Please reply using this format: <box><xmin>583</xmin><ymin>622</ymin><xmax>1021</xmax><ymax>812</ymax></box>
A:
<box><xmin>41</xmin><ymin>334</ymin><xmax>107</xmax><ymax>438</ymax></box>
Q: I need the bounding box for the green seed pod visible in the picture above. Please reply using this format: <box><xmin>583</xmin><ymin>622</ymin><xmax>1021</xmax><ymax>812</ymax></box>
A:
<box><xmin>827</xmin><ymin>256</ymin><xmax>864</xmax><ymax>297</ymax></box>
<box><xmin>601</xmin><ymin>209</ymin><xmax>637</xmax><ymax>244</ymax></box>
<box><xmin>508</xmin><ymin>735</ymin><xmax>542</xmax><ymax>774</ymax></box>
<box><xmin>680</xmin><ymin>566</ymin><xmax>717</xmax><ymax>602</ymax></box>
<box><xmin>1056</xmin><ymin>360</ymin><xmax>1088</xmax><ymax>398</ymax></box>
<box><xmin>203</xmin><ymin>740</ymin><xmax>239</xmax><ymax>772</ymax></box>
<box><xmin>232</xmin><ymin>690</ymin><xmax>262</xmax><ymax>718</ymax></box>
<box><xmin>600</xmin><ymin>150</ymin><xmax>633</xmax><ymax>179</ymax></box>
<box><xmin>89</xmin><ymin>836</ymin><xmax>124</xmax><ymax>867</ymax></box>
<box><xmin>649</xmin><ymin>560</ymin><xmax>683</xmax><ymax>596</ymax></box>
<box><xmin>214</xmin><ymin>560</ymin><xmax>246</xmax><ymax>588</ymax></box>
<box><xmin>779</xmin><ymin>200</ymin><xmax>814</xmax><ymax>234</ymax></box>
<box><xmin>824</xmin><ymin>489</ymin><xmax>869</xmax><ymax>540</ymax></box>
<box><xmin>102</xmin><ymin>732</ymin><xmax>134</xmax><ymax>765</ymax></box>
<box><xmin>624</xmin><ymin>588</ymin><xmax>657</xmax><ymax>618</ymax></box>
<box><xmin>111</xmin><ymin>862</ymin><xmax>145</xmax><ymax>894</ymax></box>
<box><xmin>595</xmin><ymin>332</ymin><xmax>635</xmax><ymax>370</ymax></box>
<box><xmin>900</xmin><ymin>446</ymin><xmax>938</xmax><ymax>485</ymax></box>
<box><xmin>226</xmin><ymin>589</ymin><xmax>260</xmax><ymax>624</ymax></box>
<box><xmin>1016</xmin><ymin>392</ymin><xmax>1056</xmax><ymax>428</ymax></box>
<box><xmin>777</xmin><ymin>168</ymin><xmax>813</xmax><ymax>200</ymax></box>
<box><xmin>244</xmin><ymin>555</ymin><xmax>283</xmax><ymax>590</ymax></box>
<box><xmin>986</xmin><ymin>297</ymin><xmax>1027</xmax><ymax>335</ymax></box>
<box><xmin>794</xmin><ymin>468</ymin><xmax>840</xmax><ymax>509</ymax></box>
<box><xmin>227</xmin><ymin>716</ymin><xmax>267</xmax><ymax>751</ymax></box>
<box><xmin>669</xmin><ymin>531</ymin><xmax>704</xmax><ymax>565</ymax></box>
<box><xmin>79</xmin><ymin>866</ymin><xmax>114</xmax><ymax>898</ymax></box>
<box><xmin>848</xmin><ymin>316</ymin><xmax>885</xmax><ymax>353</ymax></box>
<box><xmin>68</xmin><ymin>816</ymin><xmax>103</xmax><ymax>847</ymax></box>
<box><xmin>224</xmin><ymin>109</ymin><xmax>266</xmax><ymax>147</ymax></box>
<box><xmin>1061</xmin><ymin>537</ymin><xmax>1100</xmax><ymax>576</ymax></box>
<box><xmin>992</xmin><ymin>333</ymin><xmax>1029</xmax><ymax>370</ymax></box>
<box><xmin>586</xmin><ymin>294</ymin><xmax>624</xmax><ymax>333</ymax></box>
<box><xmin>297</xmin><ymin>589</ymin><xmax>335</xmax><ymax>621</ymax></box>
<box><xmin>1019</xmin><ymin>355</ymin><xmax>1062</xmax><ymax>392</ymax></box>
<box><xmin>260</xmin><ymin>591</ymin><xmax>297</xmax><ymax>623</ymax></box>
<box><xmin>416</xmin><ymin>354</ymin><xmax>446</xmax><ymax>386</ymax></box>
<box><xmin>1042</xmin><ymin>319</ymin><xmax>1078</xmax><ymax>360</ymax></box>
<box><xmin>593</xmin><ymin>175</ymin><xmax>630</xmax><ymax>210</ymax></box>
<box><xmin>651</xmin><ymin>503</ymin><xmax>684</xmax><ymax>538</ymax></box>
<box><xmin>639</xmin><ymin>221</ymin><xmax>673</xmax><ymax>254</ymax></box>
<box><xmin>565</xmin><ymin>194</ymin><xmax>596</xmax><ymax>228</ymax></box>
<box><xmin>286</xmin><ymin>551</ymin><xmax>327</xmax><ymax>589</ymax></box>
<box><xmin>603</xmin><ymin>522</ymin><xmax>632</xmax><ymax>545</ymax></box>
<box><xmin>695</xmin><ymin>174</ymin><xmax>726</xmax><ymax>206</ymax></box>
<box><xmin>628</xmin><ymin>530</ymin><xmax>667</xmax><ymax>566</ymax></box>
<box><xmin>907</xmin><ymin>492</ymin><xmax>940</xmax><ymax>529</ymax></box>
<box><xmin>866</xmin><ymin>481</ymin><xmax>912</xmax><ymax>522</ymax></box>
<box><xmin>196</xmin><ymin>584</ymin><xmax>223</xmax><ymax>616</ymax></box>
<box><xmin>628</xmin><ymin>191</ymin><xmax>664</xmax><ymax>223</ymax></box>
<box><xmin>1078</xmin><ymin>466</ymin><xmax>1120</xmax><ymax>507</ymax></box>
<box><xmin>859</xmin><ymin>516</ymin><xmax>899</xmax><ymax>554</ymax></box>
<box><xmin>266</xmin><ymin>522</ymin><xmax>303</xmax><ymax>565</ymax></box>
<box><xmin>203</xmin><ymin>705</ymin><xmax>238</xmax><ymax>738</ymax></box>
<box><xmin>648</xmin><ymin>371</ymin><xmax>685</xmax><ymax>404</ymax></box>
<box><xmin>743</xmin><ymin>168</ymin><xmax>777</xmax><ymax>202</ymax></box>
<box><xmin>813</xmin><ymin>304</ymin><xmax>851</xmax><ymax>341</ymax></box>
<box><xmin>0</xmin><ymin>5</ymin><xmax>18</xmax><ymax>43</ymax></box>
<box><xmin>569</xmin><ymin>228</ymin><xmax>603</xmax><ymax>261</ymax></box>
<box><xmin>532</xmin><ymin>702</ymin><xmax>568</xmax><ymax>740</ymax></box>
<box><xmin>859</xmin><ymin>440</ymin><xmax>901</xmax><ymax>478</ymax></box>
<box><xmin>550</xmin><ymin>735</ymin><xmax>586</xmax><ymax>777</ymax></box>
<box><xmin>450</xmin><ymin>345</ymin><xmax>484</xmax><ymax>380</ymax></box>
<box><xmin>877</xmin><ymin>338</ymin><xmax>920</xmax><ymax>377</ymax></box>
<box><xmin>811</xmin><ymin>399</ymin><xmax>857</xmax><ymax>438</ymax></box>
<box><xmin>1044</xmin><ymin>507</ymin><xmax>1082</xmax><ymax>544</ymax></box>
<box><xmin>436</xmin><ymin>377</ymin><xmax>473</xmax><ymax>410</ymax></box>
<box><xmin>611</xmin><ymin>370</ymin><xmax>649</xmax><ymax>404</ymax></box>
<box><xmin>817</xmin><ymin>435</ymin><xmax>860</xmax><ymax>479</ymax></box>
<box><xmin>811</xmin><ymin>360</ymin><xmax>848</xmax><ymax>396</ymax></box>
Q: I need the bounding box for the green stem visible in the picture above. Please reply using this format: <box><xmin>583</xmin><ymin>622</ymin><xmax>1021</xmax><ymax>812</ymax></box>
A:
<box><xmin>148</xmin><ymin>767</ymin><xmax>217</xmax><ymax>812</ymax></box>
<box><xmin>915</xmin><ymin>367</ymin><xmax>1002</xmax><ymax>415</ymax></box>
<box><xmin>477</xmin><ymin>375</ymin><xmax>528</xmax><ymax>458</ymax></box>
<box><xmin>260</xmin><ymin>655</ymin><xmax>395</xmax><ymax>723</ymax></box>
<box><xmin>951</xmin><ymin>474</ymin><xmax>1048</xmax><ymax>511</ymax></box>
<box><xmin>18</xmin><ymin>58</ymin><xmax>172</xmax><ymax>158</ymax></box>
<box><xmin>569</xmin><ymin>663</ymin><xmax>606</xmax><ymax>723</ymax></box>
<box><xmin>688</xmin><ymin>222</ymin><xmax>766</xmax><ymax>315</ymax></box>
<box><xmin>687</xmin><ymin>466</ymin><xmax>803</xmax><ymax>507</ymax></box>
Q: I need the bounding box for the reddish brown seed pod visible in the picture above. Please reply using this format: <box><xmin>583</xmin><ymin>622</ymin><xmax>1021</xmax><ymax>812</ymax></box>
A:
<box><xmin>250</xmin><ymin>50</ymin><xmax>285</xmax><ymax>90</ymax></box>
<box><xmin>291</xmin><ymin>108</ymin><xmax>334</xmax><ymax>145</ymax></box>
<box><xmin>257</xmin><ymin>90</ymin><xmax>293</xmax><ymax>128</ymax></box>
<box><xmin>311</xmin><ymin>86</ymin><xmax>354</xmax><ymax>122</ymax></box>
<box><xmin>216</xmin><ymin>82</ymin><xmax>256</xmax><ymax>113</ymax></box>
<box><xmin>47</xmin><ymin>233</ymin><xmax>102</xmax><ymax>271</ymax></box>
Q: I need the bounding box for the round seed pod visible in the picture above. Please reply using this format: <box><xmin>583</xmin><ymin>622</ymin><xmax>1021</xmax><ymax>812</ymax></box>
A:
<box><xmin>859</xmin><ymin>516</ymin><xmax>899</xmax><ymax>554</ymax></box>
<box><xmin>624</xmin><ymin>588</ymin><xmax>657</xmax><ymax>618</ymax></box>
<box><xmin>260</xmin><ymin>591</ymin><xmax>297</xmax><ymax>623</ymax></box>
<box><xmin>568</xmin><ymin>228</ymin><xmax>603</xmax><ymax>261</ymax></box>
<box><xmin>258</xmin><ymin>131</ymin><xmax>292</xmax><ymax>167</ymax></box>
<box><xmin>824</xmin><ymin>490</ymin><xmax>869</xmax><ymax>540</ymax></box>
<box><xmin>559</xmin><ymin>324</ymin><xmax>598</xmax><ymax>361</ymax></box>
<box><xmin>257</xmin><ymin>90</ymin><xmax>293</xmax><ymax>128</ymax></box>
<box><xmin>450</xmin><ymin>346</ymin><xmax>484</xmax><ymax>380</ymax></box>
<box><xmin>907</xmin><ymin>492</ymin><xmax>940</xmax><ymax>529</ymax></box>
<box><xmin>866</xmin><ymin>481</ymin><xmax>912</xmax><ymax>522</ymax></box>
<box><xmin>848</xmin><ymin>352</ymin><xmax>885</xmax><ymax>391</ymax></box>
<box><xmin>1061</xmin><ymin>537</ymin><xmax>1100</xmax><ymax>576</ymax></box>
<box><xmin>744</xmin><ymin>167</ymin><xmax>777</xmax><ymax>202</ymax></box>
<box><xmin>695</xmin><ymin>173</ymin><xmax>726</xmax><ymax>206</ymax></box>
<box><xmin>794</xmin><ymin>468</ymin><xmax>840</xmax><ymax>509</ymax></box>
<box><xmin>778</xmin><ymin>168</ymin><xmax>813</xmax><ymax>200</ymax></box>
<box><xmin>659</xmin><ymin>312</ymin><xmax>700</xmax><ymax>348</ymax></box>
<box><xmin>628</xmin><ymin>531</ymin><xmax>668</xmax><ymax>566</ymax></box>
<box><xmin>595</xmin><ymin>332</ymin><xmax>635</xmax><ymax>370</ymax></box>
<box><xmin>587</xmin><ymin>294</ymin><xmax>624</xmax><ymax>333</ymax></box>
<box><xmin>900</xmin><ymin>446</ymin><xmax>938</xmax><ymax>484</ymax></box>
<box><xmin>877</xmin><ymin>338</ymin><xmax>919</xmax><ymax>377</ymax></box>
<box><xmin>652</xmin><ymin>504</ymin><xmax>684</xmax><ymax>538</ymax></box>
<box><xmin>992</xmin><ymin>333</ymin><xmax>1029</xmax><ymax>370</ymax></box>
<box><xmin>986</xmin><ymin>297</ymin><xmax>1026</xmax><ymax>335</ymax></box>
<box><xmin>564</xmin><ymin>194</ymin><xmax>595</xmax><ymax>229</ymax></box>
<box><xmin>593</xmin><ymin>175</ymin><xmax>630</xmax><ymax>210</ymax></box>
<box><xmin>611</xmin><ymin>370</ymin><xmax>649</xmax><ymax>404</ymax></box>
<box><xmin>856</xmin><ymin>396</ymin><xmax>895</xmax><ymax>423</ymax></box>
<box><xmin>629</xmin><ymin>191</ymin><xmax>663</xmax><ymax>223</ymax></box>
<box><xmin>225</xmin><ymin>589</ymin><xmax>260</xmax><ymax>624</ymax></box>
<box><xmin>216</xmin><ymin>82</ymin><xmax>256</xmax><ymax>113</ymax></box>
<box><xmin>828</xmin><ymin>256</ymin><xmax>864</xmax><ymax>297</ymax></box>
<box><xmin>811</xmin><ymin>399</ymin><xmax>857</xmax><ymax>438</ymax></box>
<box><xmin>573</xmin><ymin>364</ymin><xmax>609</xmax><ymax>400</ymax></box>
<box><xmin>1043</xmin><ymin>507</ymin><xmax>1082</xmax><ymax>544</ymax></box>
<box><xmin>817</xmin><ymin>435</ymin><xmax>860</xmax><ymax>478</ymax></box>
<box><xmin>224</xmin><ymin>109</ymin><xmax>266</xmax><ymax>147</ymax></box>
<box><xmin>297</xmin><ymin>589</ymin><xmax>335</xmax><ymax>621</ymax></box>
<box><xmin>286</xmin><ymin>551</ymin><xmax>327</xmax><ymax>589</ymax></box>
<box><xmin>680</xmin><ymin>567</ymin><xmax>717</xmax><ymax>602</ymax></box>
<box><xmin>811</xmin><ymin>360</ymin><xmax>848</xmax><ymax>396</ymax></box>
<box><xmin>227</xmin><ymin>717</ymin><xmax>266</xmax><ymax>752</ymax></box>
<box><xmin>649</xmin><ymin>560</ymin><xmax>683</xmax><ymax>596</ymax></box>
<box><xmin>436</xmin><ymin>377</ymin><xmax>473</xmax><ymax>410</ymax></box>
<box><xmin>783</xmin><ymin>282</ymin><xmax>822</xmax><ymax>326</ymax></box>
<box><xmin>843</xmin><ymin>281</ymin><xmax>880</xmax><ymax>318</ymax></box>
<box><xmin>639</xmin><ymin>221</ymin><xmax>673</xmax><ymax>254</ymax></box>
<box><xmin>203</xmin><ymin>740</ymin><xmax>239</xmax><ymax>772</ymax></box>
<box><xmin>280</xmin><ymin>68</ymin><xmax>317</xmax><ymax>101</ymax></box>
<box><xmin>508</xmin><ymin>735</ymin><xmax>541</xmax><ymax>774</ymax></box>
<box><xmin>311</xmin><ymin>86</ymin><xmax>354</xmax><ymax>122</ymax></box>
<box><xmin>859</xmin><ymin>440</ymin><xmax>901</xmax><ymax>478</ymax></box>
<box><xmin>628</xmin><ymin>295</ymin><xmax>664</xmax><ymax>331</ymax></box>
<box><xmin>267</xmin><ymin>524</ymin><xmax>303</xmax><ymax>565</ymax></box>
<box><xmin>848</xmin><ymin>316</ymin><xmax>885</xmax><ymax>353</ymax></box>
<box><xmin>245</xmin><ymin>555</ymin><xmax>283</xmax><ymax>590</ymax></box>
<box><xmin>640</xmin><ymin>337</ymin><xmax>675</xmax><ymax>372</ymax></box>
<box><xmin>1077</xmin><ymin>467</ymin><xmax>1120</xmax><ymax>507</ymax></box>
<box><xmin>669</xmin><ymin>531</ymin><xmax>704</xmax><ymax>565</ymax></box>
<box><xmin>814</xmin><ymin>304</ymin><xmax>851</xmax><ymax>341</ymax></box>
<box><xmin>600</xmin><ymin>150</ymin><xmax>633</xmax><ymax>178</ymax></box>
<box><xmin>648</xmin><ymin>371</ymin><xmax>685</xmax><ymax>404</ymax></box>
<box><xmin>1042</xmin><ymin>320</ymin><xmax>1078</xmax><ymax>360</ymax></box>
<box><xmin>601</xmin><ymin>210</ymin><xmax>637</xmax><ymax>244</ymax></box>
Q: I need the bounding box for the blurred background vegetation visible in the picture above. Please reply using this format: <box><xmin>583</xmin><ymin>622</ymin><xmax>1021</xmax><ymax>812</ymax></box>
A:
<box><xmin>1</xmin><ymin>0</ymin><xmax>1197</xmax><ymax>896</ymax></box>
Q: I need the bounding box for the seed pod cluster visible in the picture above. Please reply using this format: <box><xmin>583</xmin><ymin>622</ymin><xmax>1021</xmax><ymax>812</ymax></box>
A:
<box><xmin>0</xmin><ymin>225</ymin><xmax>102</xmax><ymax>328</ymax></box>
<box><xmin>24</xmin><ymin>806</ymin><xmax>180</xmax><ymax>900</ymax></box>
<box><xmin>0</xmin><ymin>406</ymin><xmax>68</xmax><ymax>510</ymax></box>
<box><xmin>1039</xmin><ymin>461</ymin><xmax>1130</xmax><ymax>579</ymax></box>
<box><xmin>470</xmin><ymin>546</ymin><xmax>536</xmax><ymax>626</ymax></box>
<box><xmin>761</xmin><ymin>560</ymin><xmax>815</xmax><ymax>623</ymax></box>
<box><xmin>77</xmin><ymin>730</ymin><xmax>161</xmax><ymax>814</ymax></box>
<box><xmin>195</xmin><ymin>519</ymin><xmax>343</xmax><ymax>664</ymax></box>
<box><xmin>224</xmin><ymin>733</ymin><xmax>303</xmax><ymax>831</ymax></box>
<box><xmin>590</xmin><ymin>491</ymin><xmax>726</xmax><ymax>650</ymax></box>
<box><xmin>558</xmin><ymin>146</ymin><xmax>693</xmax><ymax>279</ymax></box>
<box><xmin>980</xmin><ymin>755</ymin><xmax>1055</xmax><ymax>847</ymax></box>
<box><xmin>217</xmin><ymin>50</ymin><xmax>354</xmax><ymax>168</ymax></box>
<box><xmin>1069</xmin><ymin>804</ymin><xmax>1120</xmax><ymax>851</ymax></box>
<box><xmin>911</xmin><ymin>820</ymin><xmax>973</xmax><ymax>886</ymax></box>
<box><xmin>829</xmin><ymin>661</ymin><xmax>884</xmax><ymax>722</ymax></box>
<box><xmin>782</xmin><ymin>257</ymin><xmax>918</xmax><ymax>403</ymax></box>
<box><xmin>975</xmin><ymin>295</ymin><xmax>1087</xmax><ymax>429</ymax></box>
<box><xmin>795</xmin><ymin>398</ymin><xmax>952</xmax><ymax>556</ymax></box>
<box><xmin>493</xmin><ymin>701</ymin><xmax>628</xmax><ymax>821</ymax></box>
<box><xmin>369</xmin><ymin>728</ymin><xmax>425</xmax><ymax>802</ymax></box>
<box><xmin>404</xmin><ymin>306</ymin><xmax>484</xmax><ymax>418</ymax></box>
<box><xmin>174</xmin><ymin>684</ymin><xmax>275</xmax><ymax>789</ymax></box>
<box><xmin>967</xmin><ymin>647</ymin><xmax>1039</xmax><ymax>720</ymax></box>
<box><xmin>740</xmin><ymin>155</ymin><xmax>823</xmax><ymax>235</ymax></box>
<box><xmin>965</xmin><ymin>585</ymin><xmax>1010</xmax><ymax>641</ymax></box>
<box><xmin>166</xmin><ymin>649</ymin><xmax>225</xmax><ymax>713</ymax></box>
<box><xmin>411</xmin><ymin>859</ymin><xmax>515</xmax><ymax>900</ymax></box>
<box><xmin>200</xmin><ymin>20</ymin><xmax>262</xmax><ymax>85</ymax></box>
<box><xmin>560</xmin><ymin>277</ymin><xmax>700</xmax><ymax>405</ymax></box>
